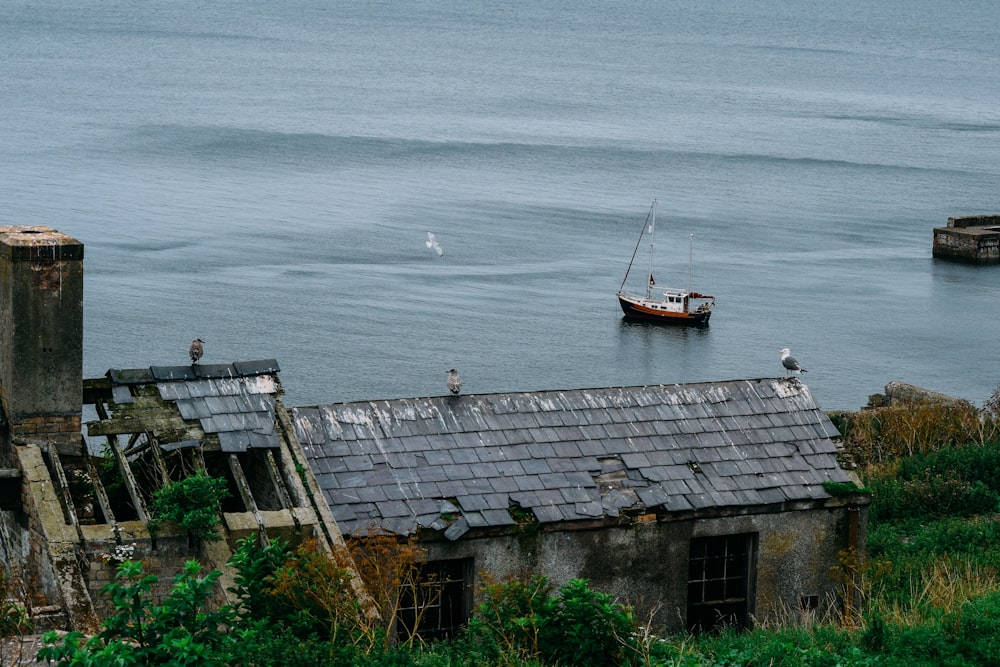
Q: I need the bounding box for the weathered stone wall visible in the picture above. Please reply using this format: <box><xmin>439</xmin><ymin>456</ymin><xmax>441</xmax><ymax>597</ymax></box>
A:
<box><xmin>947</xmin><ymin>215</ymin><xmax>1000</xmax><ymax>229</ymax></box>
<box><xmin>933</xmin><ymin>218</ymin><xmax>1000</xmax><ymax>264</ymax></box>
<box><xmin>422</xmin><ymin>501</ymin><xmax>866</xmax><ymax>633</ymax></box>
<box><xmin>0</xmin><ymin>226</ymin><xmax>84</xmax><ymax>448</ymax></box>
<box><xmin>78</xmin><ymin>522</ymin><xmax>227</xmax><ymax>619</ymax></box>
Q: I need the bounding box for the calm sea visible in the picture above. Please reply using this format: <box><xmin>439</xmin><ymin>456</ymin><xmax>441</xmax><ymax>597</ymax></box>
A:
<box><xmin>3</xmin><ymin>0</ymin><xmax>999</xmax><ymax>411</ymax></box>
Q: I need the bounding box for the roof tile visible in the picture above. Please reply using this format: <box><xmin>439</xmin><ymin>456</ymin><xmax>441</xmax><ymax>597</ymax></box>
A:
<box><xmin>297</xmin><ymin>379</ymin><xmax>856</xmax><ymax>536</ymax></box>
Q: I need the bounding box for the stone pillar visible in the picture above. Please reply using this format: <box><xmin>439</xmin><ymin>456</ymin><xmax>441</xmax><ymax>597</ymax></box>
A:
<box><xmin>0</xmin><ymin>226</ymin><xmax>84</xmax><ymax>448</ymax></box>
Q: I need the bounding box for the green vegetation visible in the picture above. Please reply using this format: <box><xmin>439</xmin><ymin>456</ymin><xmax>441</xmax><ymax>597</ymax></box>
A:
<box><xmin>26</xmin><ymin>389</ymin><xmax>1000</xmax><ymax>665</ymax></box>
<box><xmin>148</xmin><ymin>472</ymin><xmax>230</xmax><ymax>542</ymax></box>
<box><xmin>470</xmin><ymin>574</ymin><xmax>635</xmax><ymax>666</ymax></box>
<box><xmin>0</xmin><ymin>569</ymin><xmax>31</xmax><ymax>638</ymax></box>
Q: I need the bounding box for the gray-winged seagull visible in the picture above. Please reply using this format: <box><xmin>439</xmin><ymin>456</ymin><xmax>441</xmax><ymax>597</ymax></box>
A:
<box><xmin>447</xmin><ymin>368</ymin><xmax>462</xmax><ymax>395</ymax></box>
<box><xmin>779</xmin><ymin>348</ymin><xmax>807</xmax><ymax>375</ymax></box>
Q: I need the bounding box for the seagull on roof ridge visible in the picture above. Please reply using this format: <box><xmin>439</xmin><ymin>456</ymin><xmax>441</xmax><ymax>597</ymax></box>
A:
<box><xmin>447</xmin><ymin>368</ymin><xmax>462</xmax><ymax>395</ymax></box>
<box><xmin>189</xmin><ymin>338</ymin><xmax>204</xmax><ymax>365</ymax></box>
<box><xmin>779</xmin><ymin>347</ymin><xmax>807</xmax><ymax>375</ymax></box>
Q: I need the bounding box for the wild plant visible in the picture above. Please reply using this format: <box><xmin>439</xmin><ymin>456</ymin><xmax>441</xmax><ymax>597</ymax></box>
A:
<box><xmin>469</xmin><ymin>574</ymin><xmax>636</xmax><ymax>667</ymax></box>
<box><xmin>230</xmin><ymin>528</ymin><xmax>434</xmax><ymax>652</ymax></box>
<box><xmin>839</xmin><ymin>401</ymin><xmax>985</xmax><ymax>466</ymax></box>
<box><xmin>37</xmin><ymin>559</ymin><xmax>233</xmax><ymax>666</ymax></box>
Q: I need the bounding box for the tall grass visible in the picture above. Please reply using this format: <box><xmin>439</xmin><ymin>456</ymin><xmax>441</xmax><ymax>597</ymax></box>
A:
<box><xmin>832</xmin><ymin>396</ymin><xmax>1000</xmax><ymax>466</ymax></box>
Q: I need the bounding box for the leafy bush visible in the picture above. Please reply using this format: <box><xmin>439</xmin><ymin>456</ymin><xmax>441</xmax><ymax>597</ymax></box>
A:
<box><xmin>862</xmin><ymin>441</ymin><xmax>1000</xmax><ymax>522</ymax></box>
<box><xmin>540</xmin><ymin>578</ymin><xmax>635</xmax><ymax>666</ymax></box>
<box><xmin>148</xmin><ymin>473</ymin><xmax>230</xmax><ymax>542</ymax></box>
<box><xmin>868</xmin><ymin>470</ymin><xmax>996</xmax><ymax>522</ymax></box>
<box><xmin>469</xmin><ymin>573</ymin><xmax>553</xmax><ymax>660</ymax></box>
<box><xmin>470</xmin><ymin>575</ymin><xmax>634</xmax><ymax>667</ymax></box>
<box><xmin>896</xmin><ymin>444</ymin><xmax>1000</xmax><ymax>494</ymax></box>
<box><xmin>229</xmin><ymin>530</ymin><xmax>430</xmax><ymax>650</ymax></box>
<box><xmin>38</xmin><ymin>560</ymin><xmax>234</xmax><ymax>666</ymax></box>
<box><xmin>228</xmin><ymin>535</ymin><xmax>299</xmax><ymax>628</ymax></box>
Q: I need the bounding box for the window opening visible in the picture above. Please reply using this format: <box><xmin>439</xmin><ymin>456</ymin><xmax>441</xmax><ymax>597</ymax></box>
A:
<box><xmin>397</xmin><ymin>558</ymin><xmax>473</xmax><ymax>642</ymax></box>
<box><xmin>687</xmin><ymin>533</ymin><xmax>755</xmax><ymax>633</ymax></box>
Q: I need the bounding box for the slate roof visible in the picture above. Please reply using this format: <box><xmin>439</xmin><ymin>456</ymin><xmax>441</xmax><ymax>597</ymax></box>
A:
<box><xmin>292</xmin><ymin>377</ymin><xmax>854</xmax><ymax>540</ymax></box>
<box><xmin>96</xmin><ymin>360</ymin><xmax>282</xmax><ymax>452</ymax></box>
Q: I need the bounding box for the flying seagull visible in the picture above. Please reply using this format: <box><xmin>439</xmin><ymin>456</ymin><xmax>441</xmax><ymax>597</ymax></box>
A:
<box><xmin>447</xmin><ymin>368</ymin><xmax>462</xmax><ymax>395</ymax></box>
<box><xmin>425</xmin><ymin>231</ymin><xmax>443</xmax><ymax>257</ymax></box>
<box><xmin>189</xmin><ymin>338</ymin><xmax>204</xmax><ymax>364</ymax></box>
<box><xmin>779</xmin><ymin>347</ymin><xmax>807</xmax><ymax>375</ymax></box>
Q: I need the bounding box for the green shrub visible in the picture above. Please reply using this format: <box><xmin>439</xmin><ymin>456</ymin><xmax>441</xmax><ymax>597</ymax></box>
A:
<box><xmin>539</xmin><ymin>578</ymin><xmax>635</xmax><ymax>666</ymax></box>
<box><xmin>148</xmin><ymin>473</ymin><xmax>230</xmax><ymax>542</ymax></box>
<box><xmin>227</xmin><ymin>623</ymin><xmax>348</xmax><ymax>666</ymax></box>
<box><xmin>37</xmin><ymin>560</ymin><xmax>235</xmax><ymax>666</ymax></box>
<box><xmin>469</xmin><ymin>575</ymin><xmax>634</xmax><ymax>667</ymax></box>
<box><xmin>228</xmin><ymin>535</ymin><xmax>300</xmax><ymax>628</ymax></box>
<box><xmin>868</xmin><ymin>471</ymin><xmax>997</xmax><ymax>522</ymax></box>
<box><xmin>896</xmin><ymin>444</ymin><xmax>1000</xmax><ymax>494</ymax></box>
<box><xmin>863</xmin><ymin>442</ymin><xmax>1000</xmax><ymax>522</ymax></box>
<box><xmin>469</xmin><ymin>573</ymin><xmax>554</xmax><ymax>660</ymax></box>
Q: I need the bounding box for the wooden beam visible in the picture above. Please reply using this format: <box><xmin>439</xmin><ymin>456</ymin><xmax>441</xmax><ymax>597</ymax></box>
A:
<box><xmin>95</xmin><ymin>399</ymin><xmax>148</xmax><ymax>522</ymax></box>
<box><xmin>81</xmin><ymin>436</ymin><xmax>116</xmax><ymax>526</ymax></box>
<box><xmin>45</xmin><ymin>442</ymin><xmax>80</xmax><ymax>530</ymax></box>
<box><xmin>145</xmin><ymin>432</ymin><xmax>171</xmax><ymax>486</ymax></box>
<box><xmin>227</xmin><ymin>454</ymin><xmax>267</xmax><ymax>543</ymax></box>
<box><xmin>264</xmin><ymin>449</ymin><xmax>293</xmax><ymax>511</ymax></box>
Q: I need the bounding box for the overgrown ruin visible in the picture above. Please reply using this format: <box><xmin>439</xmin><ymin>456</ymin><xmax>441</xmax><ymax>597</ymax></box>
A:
<box><xmin>1</xmin><ymin>225</ymin><xmax>868</xmax><ymax>636</ymax></box>
<box><xmin>0</xmin><ymin>226</ymin><xmax>360</xmax><ymax>631</ymax></box>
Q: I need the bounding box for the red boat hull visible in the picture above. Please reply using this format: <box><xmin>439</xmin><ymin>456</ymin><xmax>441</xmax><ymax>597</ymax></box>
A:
<box><xmin>618</xmin><ymin>295</ymin><xmax>712</xmax><ymax>327</ymax></box>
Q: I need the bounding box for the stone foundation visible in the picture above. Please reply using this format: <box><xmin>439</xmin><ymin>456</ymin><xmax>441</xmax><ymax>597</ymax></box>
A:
<box><xmin>933</xmin><ymin>215</ymin><xmax>1000</xmax><ymax>264</ymax></box>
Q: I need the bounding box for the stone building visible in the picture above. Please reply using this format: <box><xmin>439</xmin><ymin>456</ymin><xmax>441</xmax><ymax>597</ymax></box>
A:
<box><xmin>0</xmin><ymin>226</ymin><xmax>358</xmax><ymax>630</ymax></box>
<box><xmin>293</xmin><ymin>378</ymin><xmax>869</xmax><ymax>634</ymax></box>
<box><xmin>0</xmin><ymin>225</ymin><xmax>868</xmax><ymax>635</ymax></box>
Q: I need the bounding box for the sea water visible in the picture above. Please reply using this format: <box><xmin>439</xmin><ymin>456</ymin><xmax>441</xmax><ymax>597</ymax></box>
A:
<box><xmin>2</xmin><ymin>0</ymin><xmax>999</xmax><ymax>411</ymax></box>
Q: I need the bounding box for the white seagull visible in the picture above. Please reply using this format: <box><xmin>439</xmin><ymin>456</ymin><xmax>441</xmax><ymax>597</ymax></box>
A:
<box><xmin>447</xmin><ymin>368</ymin><xmax>462</xmax><ymax>395</ymax></box>
<box><xmin>425</xmin><ymin>231</ymin><xmax>443</xmax><ymax>257</ymax></box>
<box><xmin>779</xmin><ymin>348</ymin><xmax>807</xmax><ymax>375</ymax></box>
<box><xmin>189</xmin><ymin>338</ymin><xmax>205</xmax><ymax>364</ymax></box>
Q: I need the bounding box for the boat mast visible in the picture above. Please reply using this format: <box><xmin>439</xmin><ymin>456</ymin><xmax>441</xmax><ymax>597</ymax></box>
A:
<box><xmin>618</xmin><ymin>200</ymin><xmax>656</xmax><ymax>294</ymax></box>
<box><xmin>646</xmin><ymin>199</ymin><xmax>656</xmax><ymax>299</ymax></box>
<box><xmin>687</xmin><ymin>233</ymin><xmax>694</xmax><ymax>293</ymax></box>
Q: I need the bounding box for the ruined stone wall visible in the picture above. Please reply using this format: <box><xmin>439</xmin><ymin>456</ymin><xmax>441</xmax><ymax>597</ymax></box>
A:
<box><xmin>78</xmin><ymin>523</ymin><xmax>227</xmax><ymax>619</ymax></box>
<box><xmin>947</xmin><ymin>215</ymin><xmax>1000</xmax><ymax>229</ymax></box>
<box><xmin>0</xmin><ymin>227</ymin><xmax>84</xmax><ymax>449</ymax></box>
<box><xmin>423</xmin><ymin>501</ymin><xmax>866</xmax><ymax>634</ymax></box>
<box><xmin>934</xmin><ymin>219</ymin><xmax>1000</xmax><ymax>264</ymax></box>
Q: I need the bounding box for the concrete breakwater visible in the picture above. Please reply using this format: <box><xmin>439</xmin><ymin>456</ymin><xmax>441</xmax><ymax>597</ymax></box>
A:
<box><xmin>933</xmin><ymin>215</ymin><xmax>1000</xmax><ymax>264</ymax></box>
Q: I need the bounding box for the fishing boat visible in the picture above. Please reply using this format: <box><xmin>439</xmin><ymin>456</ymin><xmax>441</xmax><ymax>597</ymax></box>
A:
<box><xmin>616</xmin><ymin>199</ymin><xmax>715</xmax><ymax>326</ymax></box>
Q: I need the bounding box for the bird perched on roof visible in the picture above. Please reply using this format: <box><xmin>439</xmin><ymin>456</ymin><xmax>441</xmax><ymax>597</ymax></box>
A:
<box><xmin>425</xmin><ymin>231</ymin><xmax>443</xmax><ymax>257</ymax></box>
<box><xmin>447</xmin><ymin>368</ymin><xmax>462</xmax><ymax>395</ymax></box>
<box><xmin>189</xmin><ymin>338</ymin><xmax>204</xmax><ymax>364</ymax></box>
<box><xmin>779</xmin><ymin>347</ymin><xmax>807</xmax><ymax>375</ymax></box>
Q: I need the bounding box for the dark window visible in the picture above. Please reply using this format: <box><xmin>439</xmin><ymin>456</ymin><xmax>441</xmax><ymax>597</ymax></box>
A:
<box><xmin>398</xmin><ymin>558</ymin><xmax>473</xmax><ymax>642</ymax></box>
<box><xmin>687</xmin><ymin>533</ymin><xmax>755</xmax><ymax>633</ymax></box>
